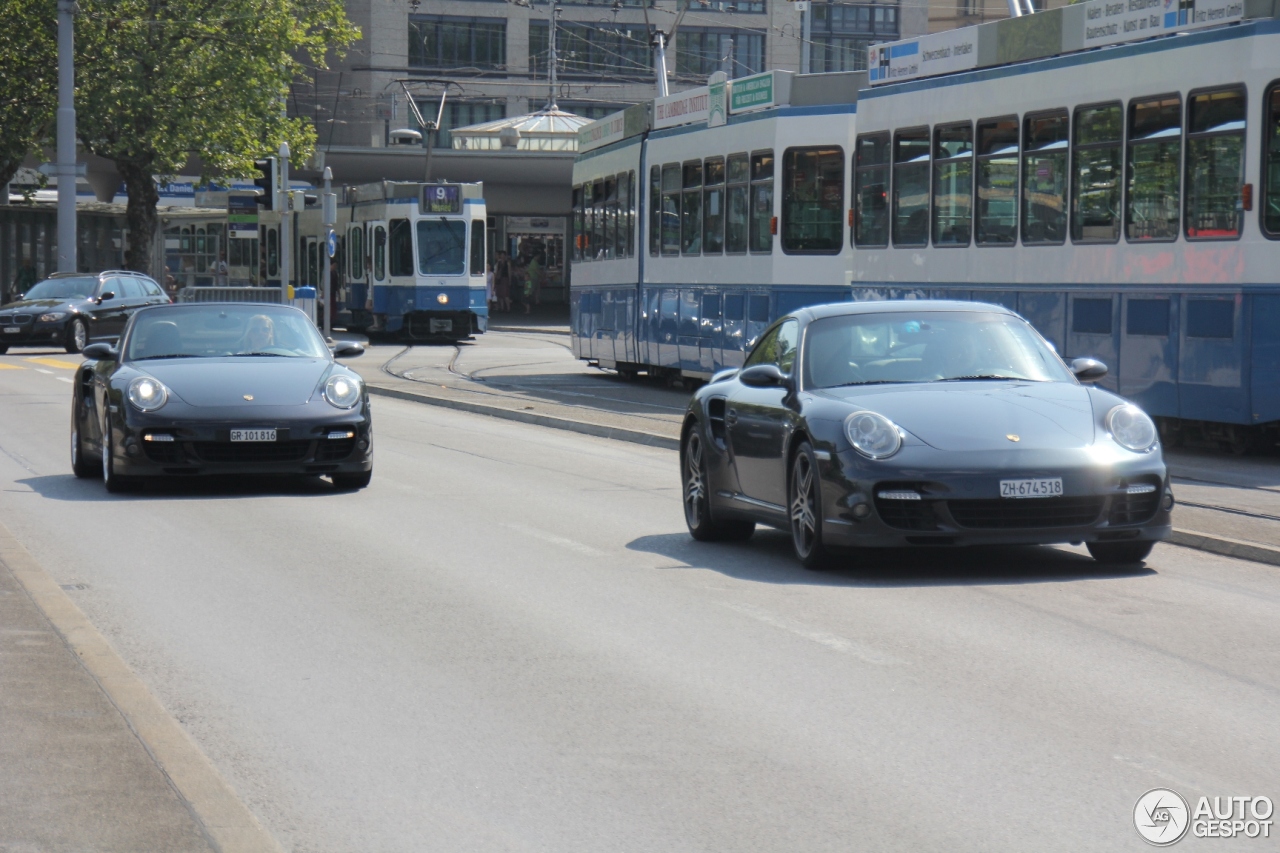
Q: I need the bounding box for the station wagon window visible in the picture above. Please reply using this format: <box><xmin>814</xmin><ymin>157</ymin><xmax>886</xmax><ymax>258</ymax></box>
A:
<box><xmin>661</xmin><ymin>164</ymin><xmax>681</xmax><ymax>255</ymax></box>
<box><xmin>348</xmin><ymin>226</ymin><xmax>363</xmax><ymax>279</ymax></box>
<box><xmin>682</xmin><ymin>161</ymin><xmax>703</xmax><ymax>254</ymax></box>
<box><xmin>649</xmin><ymin>166</ymin><xmax>661</xmax><ymax>256</ymax></box>
<box><xmin>975</xmin><ymin>118</ymin><xmax>1018</xmax><ymax>245</ymax></box>
<box><xmin>1022</xmin><ymin>111</ymin><xmax>1069</xmax><ymax>245</ymax></box>
<box><xmin>470</xmin><ymin>220</ymin><xmax>485</xmax><ymax>275</ymax></box>
<box><xmin>854</xmin><ymin>133</ymin><xmax>889</xmax><ymax>247</ymax></box>
<box><xmin>933</xmin><ymin>124</ymin><xmax>973</xmax><ymax>246</ymax></box>
<box><xmin>893</xmin><ymin>128</ymin><xmax>930</xmax><ymax>247</ymax></box>
<box><xmin>373</xmin><ymin>225</ymin><xmax>386</xmax><ymax>281</ymax></box>
<box><xmin>414</xmin><ymin>219</ymin><xmax>465</xmax><ymax>276</ymax></box>
<box><xmin>1185</xmin><ymin>88</ymin><xmax>1246</xmax><ymax>240</ymax></box>
<box><xmin>1071</xmin><ymin>103</ymin><xmax>1122</xmax><ymax>243</ymax></box>
<box><xmin>1266</xmin><ymin>84</ymin><xmax>1280</xmax><ymax>237</ymax></box>
<box><xmin>782</xmin><ymin>146</ymin><xmax>844</xmax><ymax>254</ymax></box>
<box><xmin>703</xmin><ymin>157</ymin><xmax>725</xmax><ymax>255</ymax></box>
<box><xmin>726</xmin><ymin>154</ymin><xmax>749</xmax><ymax>253</ymax></box>
<box><xmin>749</xmin><ymin>151</ymin><xmax>774</xmax><ymax>253</ymax></box>
<box><xmin>1126</xmin><ymin>94</ymin><xmax>1181</xmax><ymax>242</ymax></box>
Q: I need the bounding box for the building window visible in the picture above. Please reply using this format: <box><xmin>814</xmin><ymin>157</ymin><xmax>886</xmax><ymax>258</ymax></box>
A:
<box><xmin>675</xmin><ymin>28</ymin><xmax>765</xmax><ymax>78</ymax></box>
<box><xmin>529</xmin><ymin>22</ymin><xmax>652</xmax><ymax>77</ymax></box>
<box><xmin>811</xmin><ymin>37</ymin><xmax>869</xmax><ymax>72</ymax></box>
<box><xmin>408</xmin><ymin>17</ymin><xmax>506</xmax><ymax>71</ymax></box>
<box><xmin>782</xmin><ymin>146</ymin><xmax>845</xmax><ymax>254</ymax></box>
<box><xmin>1071</xmin><ymin>102</ymin><xmax>1122</xmax><ymax>243</ymax></box>
<box><xmin>1185</xmin><ymin>87</ymin><xmax>1246</xmax><ymax>240</ymax></box>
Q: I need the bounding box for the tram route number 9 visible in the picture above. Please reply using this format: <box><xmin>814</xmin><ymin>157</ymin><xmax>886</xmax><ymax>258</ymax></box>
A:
<box><xmin>421</xmin><ymin>184</ymin><xmax>462</xmax><ymax>214</ymax></box>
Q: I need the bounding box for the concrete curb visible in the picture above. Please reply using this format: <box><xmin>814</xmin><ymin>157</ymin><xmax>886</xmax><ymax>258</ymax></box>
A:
<box><xmin>0</xmin><ymin>522</ymin><xmax>283</xmax><ymax>853</ymax></box>
<box><xmin>1166</xmin><ymin>528</ymin><xmax>1280</xmax><ymax>567</ymax></box>
<box><xmin>368</xmin><ymin>384</ymin><xmax>681</xmax><ymax>450</ymax></box>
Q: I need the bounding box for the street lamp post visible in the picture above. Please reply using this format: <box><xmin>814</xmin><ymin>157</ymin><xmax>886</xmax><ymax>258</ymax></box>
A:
<box><xmin>56</xmin><ymin>0</ymin><xmax>76</xmax><ymax>272</ymax></box>
<box><xmin>279</xmin><ymin>141</ymin><xmax>290</xmax><ymax>295</ymax></box>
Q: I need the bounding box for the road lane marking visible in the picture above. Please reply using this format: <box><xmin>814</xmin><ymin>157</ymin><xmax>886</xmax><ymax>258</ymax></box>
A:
<box><xmin>0</xmin><ymin>521</ymin><xmax>285</xmax><ymax>853</ymax></box>
<box><xmin>34</xmin><ymin>369</ymin><xmax>54</xmax><ymax>375</ymax></box>
<box><xmin>503</xmin><ymin>522</ymin><xmax>607</xmax><ymax>557</ymax></box>
<box><xmin>57</xmin><ymin>377</ymin><xmax>73</xmax><ymax>383</ymax></box>
<box><xmin>25</xmin><ymin>357</ymin><xmax>81</xmax><ymax>370</ymax></box>
<box><xmin>719</xmin><ymin>601</ymin><xmax>898</xmax><ymax>666</ymax></box>
<box><xmin>0</xmin><ymin>363</ymin><xmax>25</xmax><ymax>370</ymax></box>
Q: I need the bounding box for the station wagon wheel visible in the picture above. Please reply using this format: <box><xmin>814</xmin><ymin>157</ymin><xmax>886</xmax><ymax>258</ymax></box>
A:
<box><xmin>65</xmin><ymin>318</ymin><xmax>88</xmax><ymax>354</ymax></box>
<box><xmin>682</xmin><ymin>427</ymin><xmax>753</xmax><ymax>542</ymax></box>
<box><xmin>789</xmin><ymin>442</ymin><xmax>833</xmax><ymax>570</ymax></box>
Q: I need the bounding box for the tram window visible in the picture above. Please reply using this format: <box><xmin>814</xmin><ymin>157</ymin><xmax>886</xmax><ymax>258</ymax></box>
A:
<box><xmin>661</xmin><ymin>164</ymin><xmax>681</xmax><ymax>256</ymax></box>
<box><xmin>854</xmin><ymin>133</ymin><xmax>890</xmax><ymax>247</ymax></box>
<box><xmin>1185</xmin><ymin>88</ymin><xmax>1246</xmax><ymax>240</ymax></box>
<box><xmin>604</xmin><ymin>176</ymin><xmax>618</xmax><ymax>260</ymax></box>
<box><xmin>1267</xmin><ymin>84</ymin><xmax>1280</xmax><ymax>237</ymax></box>
<box><xmin>649</xmin><ymin>167</ymin><xmax>661</xmax><ymax>256</ymax></box>
<box><xmin>572</xmin><ymin>185</ymin><xmax>584</xmax><ymax>262</ymax></box>
<box><xmin>1186</xmin><ymin>299</ymin><xmax>1234</xmax><ymax>339</ymax></box>
<box><xmin>1072</xmin><ymin>297</ymin><xmax>1112</xmax><ymax>335</ymax></box>
<box><xmin>893</xmin><ymin>128</ymin><xmax>930</xmax><ymax>247</ymax></box>
<box><xmin>593</xmin><ymin>179</ymin><xmax>607</xmax><ymax>260</ymax></box>
<box><xmin>726</xmin><ymin>153</ymin><xmax>749</xmax><ymax>253</ymax></box>
<box><xmin>617</xmin><ymin>172</ymin><xmax>631</xmax><ymax>259</ymax></box>
<box><xmin>628</xmin><ymin>170</ymin><xmax>637</xmax><ymax>257</ymax></box>
<box><xmin>782</xmin><ymin>146</ymin><xmax>845</xmax><ymax>254</ymax></box>
<box><xmin>1127</xmin><ymin>299</ymin><xmax>1170</xmax><ymax>336</ymax></box>
<box><xmin>1022</xmin><ymin>111</ymin><xmax>1069</xmax><ymax>245</ymax></box>
<box><xmin>349</xmin><ymin>227</ymin><xmax>363</xmax><ymax>279</ymax></box>
<box><xmin>703</xmin><ymin>157</ymin><xmax>725</xmax><ymax>255</ymax></box>
<box><xmin>1071</xmin><ymin>103</ymin><xmax>1122</xmax><ymax>243</ymax></box>
<box><xmin>682</xmin><ymin>161</ymin><xmax>703</xmax><ymax>254</ymax></box>
<box><xmin>933</xmin><ymin>124</ymin><xmax>973</xmax><ymax>247</ymax></box>
<box><xmin>1126</xmin><ymin>95</ymin><xmax>1181</xmax><ymax>242</ymax></box>
<box><xmin>747</xmin><ymin>293</ymin><xmax>770</xmax><ymax>323</ymax></box>
<box><xmin>724</xmin><ymin>292</ymin><xmax>744</xmax><ymax>320</ymax></box>
<box><xmin>749</xmin><ymin>151</ymin><xmax>774</xmax><ymax>254</ymax></box>
<box><xmin>702</xmin><ymin>293</ymin><xmax>721</xmax><ymax>323</ymax></box>
<box><xmin>373</xmin><ymin>225</ymin><xmax>386</xmax><ymax>281</ymax></box>
<box><xmin>975</xmin><ymin>118</ymin><xmax>1018</xmax><ymax>245</ymax></box>
<box><xmin>266</xmin><ymin>228</ymin><xmax>279</xmax><ymax>278</ymax></box>
<box><xmin>470</xmin><ymin>220</ymin><xmax>485</xmax><ymax>275</ymax></box>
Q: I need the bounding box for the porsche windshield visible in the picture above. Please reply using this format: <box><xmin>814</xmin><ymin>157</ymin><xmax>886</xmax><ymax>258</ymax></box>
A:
<box><xmin>22</xmin><ymin>277</ymin><xmax>98</xmax><ymax>300</ymax></box>
<box><xmin>802</xmin><ymin>311</ymin><xmax>1073</xmax><ymax>389</ymax></box>
<box><xmin>124</xmin><ymin>306</ymin><xmax>330</xmax><ymax>361</ymax></box>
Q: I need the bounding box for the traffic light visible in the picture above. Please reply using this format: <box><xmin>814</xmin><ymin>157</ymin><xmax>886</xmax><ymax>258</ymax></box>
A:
<box><xmin>253</xmin><ymin>157</ymin><xmax>277</xmax><ymax>209</ymax></box>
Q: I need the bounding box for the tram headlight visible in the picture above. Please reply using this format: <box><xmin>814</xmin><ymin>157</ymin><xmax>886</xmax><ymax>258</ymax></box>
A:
<box><xmin>127</xmin><ymin>376</ymin><xmax>169</xmax><ymax>412</ymax></box>
<box><xmin>323</xmin><ymin>373</ymin><xmax>362</xmax><ymax>409</ymax></box>
<box><xmin>1106</xmin><ymin>404</ymin><xmax>1158</xmax><ymax>453</ymax></box>
<box><xmin>436</xmin><ymin>293</ymin><xmax>449</xmax><ymax>304</ymax></box>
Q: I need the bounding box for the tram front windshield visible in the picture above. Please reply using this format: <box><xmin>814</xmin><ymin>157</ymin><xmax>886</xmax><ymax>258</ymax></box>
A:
<box><xmin>416</xmin><ymin>220</ymin><xmax>467</xmax><ymax>276</ymax></box>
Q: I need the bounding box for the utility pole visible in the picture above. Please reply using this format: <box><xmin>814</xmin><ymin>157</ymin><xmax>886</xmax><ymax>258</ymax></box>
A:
<box><xmin>279</xmin><ymin>141</ymin><xmax>290</xmax><ymax>294</ymax></box>
<box><xmin>800</xmin><ymin>1</ymin><xmax>812</xmax><ymax>74</ymax></box>
<box><xmin>547</xmin><ymin>4</ymin><xmax>561</xmax><ymax>109</ymax></box>
<box><xmin>653</xmin><ymin>32</ymin><xmax>670</xmax><ymax>97</ymax></box>
<box><xmin>56</xmin><ymin>0</ymin><xmax>76</xmax><ymax>272</ymax></box>
<box><xmin>321</xmin><ymin>167</ymin><xmax>335</xmax><ymax>337</ymax></box>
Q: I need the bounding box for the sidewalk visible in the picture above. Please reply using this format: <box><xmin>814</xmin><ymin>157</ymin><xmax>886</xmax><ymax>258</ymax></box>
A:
<box><xmin>352</xmin><ymin>323</ymin><xmax>1280</xmax><ymax>567</ymax></box>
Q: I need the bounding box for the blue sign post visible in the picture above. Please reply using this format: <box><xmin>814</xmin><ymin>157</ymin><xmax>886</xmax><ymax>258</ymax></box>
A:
<box><xmin>326</xmin><ymin>229</ymin><xmax>338</xmax><ymax>259</ymax></box>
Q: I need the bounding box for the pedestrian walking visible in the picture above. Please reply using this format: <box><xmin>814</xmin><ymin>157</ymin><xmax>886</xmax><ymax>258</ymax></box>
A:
<box><xmin>522</xmin><ymin>254</ymin><xmax>540</xmax><ymax>314</ymax></box>
<box><xmin>493</xmin><ymin>251</ymin><xmax>513</xmax><ymax>313</ymax></box>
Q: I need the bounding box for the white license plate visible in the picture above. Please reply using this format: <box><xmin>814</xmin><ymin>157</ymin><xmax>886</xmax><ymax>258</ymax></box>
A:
<box><xmin>429</xmin><ymin>318</ymin><xmax>453</xmax><ymax>333</ymax></box>
<box><xmin>1000</xmin><ymin>477</ymin><xmax>1063</xmax><ymax>499</ymax></box>
<box><xmin>230</xmin><ymin>429</ymin><xmax>277</xmax><ymax>442</ymax></box>
<box><xmin>3</xmin><ymin>327</ymin><xmax>18</xmax><ymax>334</ymax></box>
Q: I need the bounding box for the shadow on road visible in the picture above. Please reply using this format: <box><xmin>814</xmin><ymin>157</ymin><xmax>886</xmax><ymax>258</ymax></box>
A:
<box><xmin>626</xmin><ymin>529</ymin><xmax>1155</xmax><ymax>588</ymax></box>
<box><xmin>15</xmin><ymin>473</ymin><xmax>340</xmax><ymax>502</ymax></box>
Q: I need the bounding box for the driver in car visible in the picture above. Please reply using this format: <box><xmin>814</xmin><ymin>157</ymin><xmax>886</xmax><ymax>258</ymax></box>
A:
<box><xmin>238</xmin><ymin>314</ymin><xmax>276</xmax><ymax>354</ymax></box>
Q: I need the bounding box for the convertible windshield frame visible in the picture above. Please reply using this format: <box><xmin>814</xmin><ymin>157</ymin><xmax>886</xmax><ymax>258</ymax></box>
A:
<box><xmin>22</xmin><ymin>277</ymin><xmax>98</xmax><ymax>300</ymax></box>
<box><xmin>801</xmin><ymin>310</ymin><xmax>1074</xmax><ymax>391</ymax></box>
<box><xmin>122</xmin><ymin>305</ymin><xmax>331</xmax><ymax>362</ymax></box>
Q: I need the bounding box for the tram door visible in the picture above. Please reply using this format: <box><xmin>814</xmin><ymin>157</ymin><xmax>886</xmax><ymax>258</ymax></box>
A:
<box><xmin>366</xmin><ymin>221</ymin><xmax>387</xmax><ymax>313</ymax></box>
<box><xmin>346</xmin><ymin>224</ymin><xmax>366</xmax><ymax>313</ymax></box>
<box><xmin>300</xmin><ymin>236</ymin><xmax>319</xmax><ymax>287</ymax></box>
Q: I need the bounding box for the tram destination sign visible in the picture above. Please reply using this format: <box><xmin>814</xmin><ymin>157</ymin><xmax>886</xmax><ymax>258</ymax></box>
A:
<box><xmin>421</xmin><ymin>184</ymin><xmax>461</xmax><ymax>214</ymax></box>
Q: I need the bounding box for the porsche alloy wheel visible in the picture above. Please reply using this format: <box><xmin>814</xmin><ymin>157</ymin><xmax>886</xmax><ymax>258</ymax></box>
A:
<box><xmin>101</xmin><ymin>420</ymin><xmax>137</xmax><ymax>493</ymax></box>
<box><xmin>789</xmin><ymin>442</ymin><xmax>833</xmax><ymax>570</ymax></box>
<box><xmin>682</xmin><ymin>428</ymin><xmax>753</xmax><ymax>542</ymax></box>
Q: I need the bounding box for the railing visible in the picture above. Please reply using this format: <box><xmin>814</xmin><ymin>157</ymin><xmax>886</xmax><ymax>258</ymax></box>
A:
<box><xmin>177</xmin><ymin>286</ymin><xmax>284</xmax><ymax>304</ymax></box>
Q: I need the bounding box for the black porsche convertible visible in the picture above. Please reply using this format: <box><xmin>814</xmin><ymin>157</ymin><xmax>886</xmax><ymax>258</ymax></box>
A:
<box><xmin>680</xmin><ymin>301</ymin><xmax>1173</xmax><ymax>568</ymax></box>
<box><xmin>71</xmin><ymin>303</ymin><xmax>373</xmax><ymax>492</ymax></box>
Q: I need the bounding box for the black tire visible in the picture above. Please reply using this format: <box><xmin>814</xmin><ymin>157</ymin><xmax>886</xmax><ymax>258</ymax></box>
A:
<box><xmin>332</xmin><ymin>469</ymin><xmax>372</xmax><ymax>490</ymax></box>
<box><xmin>65</xmin><ymin>318</ymin><xmax>88</xmax><ymax>354</ymax></box>
<box><xmin>681</xmin><ymin>428</ymin><xmax>754</xmax><ymax>542</ymax></box>
<box><xmin>0</xmin><ymin>344</ymin><xmax>8</xmax><ymax>355</ymax></box>
<box><xmin>789</xmin><ymin>442</ymin><xmax>834</xmax><ymax>570</ymax></box>
<box><xmin>1086</xmin><ymin>540</ymin><xmax>1155</xmax><ymax>564</ymax></box>
<box><xmin>70</xmin><ymin>406</ymin><xmax>95</xmax><ymax>479</ymax></box>
<box><xmin>101</xmin><ymin>421</ymin><xmax>138</xmax><ymax>493</ymax></box>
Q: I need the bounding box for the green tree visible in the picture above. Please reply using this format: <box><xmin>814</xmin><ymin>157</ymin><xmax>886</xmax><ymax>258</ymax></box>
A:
<box><xmin>0</xmin><ymin>0</ymin><xmax>57</xmax><ymax>194</ymax></box>
<box><xmin>75</xmin><ymin>0</ymin><xmax>358</xmax><ymax>275</ymax></box>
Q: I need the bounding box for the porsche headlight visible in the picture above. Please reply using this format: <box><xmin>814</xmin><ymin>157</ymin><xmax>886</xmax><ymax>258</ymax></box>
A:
<box><xmin>323</xmin><ymin>374</ymin><xmax>361</xmax><ymax>409</ymax></box>
<box><xmin>844</xmin><ymin>411</ymin><xmax>902</xmax><ymax>460</ymax></box>
<box><xmin>1106</xmin><ymin>404</ymin><xmax>1158</xmax><ymax>453</ymax></box>
<box><xmin>127</xmin><ymin>376</ymin><xmax>168</xmax><ymax>412</ymax></box>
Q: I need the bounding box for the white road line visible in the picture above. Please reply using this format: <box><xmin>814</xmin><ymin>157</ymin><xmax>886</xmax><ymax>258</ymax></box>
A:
<box><xmin>718</xmin><ymin>601</ymin><xmax>898</xmax><ymax>666</ymax></box>
<box><xmin>57</xmin><ymin>377</ymin><xmax>73</xmax><ymax>383</ymax></box>
<box><xmin>503</xmin><ymin>522</ymin><xmax>607</xmax><ymax>557</ymax></box>
<box><xmin>34</xmin><ymin>369</ymin><xmax>54</xmax><ymax>375</ymax></box>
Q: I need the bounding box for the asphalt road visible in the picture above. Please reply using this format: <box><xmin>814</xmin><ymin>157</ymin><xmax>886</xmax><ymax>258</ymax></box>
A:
<box><xmin>0</xmin><ymin>354</ymin><xmax>1277</xmax><ymax>851</ymax></box>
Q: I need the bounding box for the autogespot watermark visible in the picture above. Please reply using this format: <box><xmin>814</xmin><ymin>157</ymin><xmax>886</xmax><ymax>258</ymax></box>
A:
<box><xmin>1134</xmin><ymin>788</ymin><xmax>1274</xmax><ymax>845</ymax></box>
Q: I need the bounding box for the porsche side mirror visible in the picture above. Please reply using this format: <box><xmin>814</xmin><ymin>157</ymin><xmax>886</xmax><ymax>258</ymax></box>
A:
<box><xmin>331</xmin><ymin>341</ymin><xmax>365</xmax><ymax>359</ymax></box>
<box><xmin>95</xmin><ymin>291</ymin><xmax>115</xmax><ymax>304</ymax></box>
<box><xmin>1071</xmin><ymin>357</ymin><xmax>1108</xmax><ymax>382</ymax></box>
<box><xmin>739</xmin><ymin>364</ymin><xmax>789</xmax><ymax>388</ymax></box>
<box><xmin>81</xmin><ymin>343</ymin><xmax>117</xmax><ymax>361</ymax></box>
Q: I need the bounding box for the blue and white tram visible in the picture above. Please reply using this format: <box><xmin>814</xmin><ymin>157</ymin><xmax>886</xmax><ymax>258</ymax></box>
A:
<box><xmin>267</xmin><ymin>181</ymin><xmax>489</xmax><ymax>341</ymax></box>
<box><xmin>852</xmin><ymin>16</ymin><xmax>1280</xmax><ymax>446</ymax></box>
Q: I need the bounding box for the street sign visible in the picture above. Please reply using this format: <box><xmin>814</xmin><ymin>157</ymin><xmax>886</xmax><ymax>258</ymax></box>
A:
<box><xmin>326</xmin><ymin>230</ymin><xmax>338</xmax><ymax>259</ymax></box>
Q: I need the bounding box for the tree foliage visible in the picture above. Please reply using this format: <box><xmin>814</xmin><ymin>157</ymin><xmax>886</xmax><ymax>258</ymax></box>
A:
<box><xmin>74</xmin><ymin>0</ymin><xmax>358</xmax><ymax>274</ymax></box>
<box><xmin>0</xmin><ymin>0</ymin><xmax>57</xmax><ymax>193</ymax></box>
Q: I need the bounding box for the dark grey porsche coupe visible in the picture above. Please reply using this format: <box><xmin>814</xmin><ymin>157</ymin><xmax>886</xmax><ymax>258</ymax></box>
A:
<box><xmin>680</xmin><ymin>301</ymin><xmax>1173</xmax><ymax>568</ymax></box>
<box><xmin>71</xmin><ymin>303</ymin><xmax>372</xmax><ymax>492</ymax></box>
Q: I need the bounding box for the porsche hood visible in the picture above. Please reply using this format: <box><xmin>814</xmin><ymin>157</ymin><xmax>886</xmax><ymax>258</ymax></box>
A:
<box><xmin>135</xmin><ymin>358</ymin><xmax>333</xmax><ymax>407</ymax></box>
